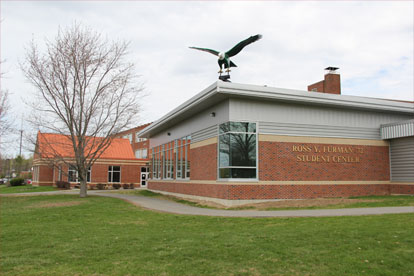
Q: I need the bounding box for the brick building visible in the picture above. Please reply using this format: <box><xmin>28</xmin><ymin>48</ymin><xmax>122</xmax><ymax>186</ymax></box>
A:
<box><xmin>138</xmin><ymin>69</ymin><xmax>414</xmax><ymax>204</ymax></box>
<box><xmin>32</xmin><ymin>132</ymin><xmax>148</xmax><ymax>188</ymax></box>
<box><xmin>115</xmin><ymin>123</ymin><xmax>152</xmax><ymax>186</ymax></box>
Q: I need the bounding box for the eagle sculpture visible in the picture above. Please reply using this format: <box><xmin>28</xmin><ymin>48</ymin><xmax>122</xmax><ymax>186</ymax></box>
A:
<box><xmin>189</xmin><ymin>34</ymin><xmax>263</xmax><ymax>75</ymax></box>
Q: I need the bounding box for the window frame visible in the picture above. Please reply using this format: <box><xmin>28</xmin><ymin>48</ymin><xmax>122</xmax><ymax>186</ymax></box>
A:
<box><xmin>151</xmin><ymin>146</ymin><xmax>162</xmax><ymax>179</ymax></box>
<box><xmin>175</xmin><ymin>135</ymin><xmax>191</xmax><ymax>180</ymax></box>
<box><xmin>217</xmin><ymin>121</ymin><xmax>258</xmax><ymax>181</ymax></box>
<box><xmin>108</xmin><ymin>166</ymin><xmax>121</xmax><ymax>183</ymax></box>
<box><xmin>68</xmin><ymin>165</ymin><xmax>91</xmax><ymax>183</ymax></box>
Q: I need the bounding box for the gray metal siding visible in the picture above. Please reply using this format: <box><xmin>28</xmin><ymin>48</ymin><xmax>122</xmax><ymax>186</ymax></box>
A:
<box><xmin>390</xmin><ymin>137</ymin><xmax>414</xmax><ymax>182</ymax></box>
<box><xmin>229</xmin><ymin>98</ymin><xmax>412</xmax><ymax>129</ymax></box>
<box><xmin>149</xmin><ymin>100</ymin><xmax>229</xmax><ymax>148</ymax></box>
<box><xmin>381</xmin><ymin>120</ymin><xmax>414</xmax><ymax>139</ymax></box>
<box><xmin>191</xmin><ymin>125</ymin><xmax>218</xmax><ymax>143</ymax></box>
<box><xmin>260</xmin><ymin>122</ymin><xmax>380</xmax><ymax>139</ymax></box>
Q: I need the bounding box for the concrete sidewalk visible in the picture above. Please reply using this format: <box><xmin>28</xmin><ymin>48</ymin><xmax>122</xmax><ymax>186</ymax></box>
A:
<box><xmin>2</xmin><ymin>190</ymin><xmax>414</xmax><ymax>217</ymax></box>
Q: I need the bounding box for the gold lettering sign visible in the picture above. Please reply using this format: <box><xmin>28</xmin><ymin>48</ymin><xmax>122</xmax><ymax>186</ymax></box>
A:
<box><xmin>292</xmin><ymin>144</ymin><xmax>363</xmax><ymax>163</ymax></box>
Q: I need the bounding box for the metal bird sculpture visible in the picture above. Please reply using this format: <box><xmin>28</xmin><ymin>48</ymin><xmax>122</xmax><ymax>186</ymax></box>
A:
<box><xmin>189</xmin><ymin>34</ymin><xmax>263</xmax><ymax>81</ymax></box>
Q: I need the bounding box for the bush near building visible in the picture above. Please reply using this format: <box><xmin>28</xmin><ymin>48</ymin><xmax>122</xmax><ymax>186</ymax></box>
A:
<box><xmin>9</xmin><ymin>178</ymin><xmax>25</xmax><ymax>186</ymax></box>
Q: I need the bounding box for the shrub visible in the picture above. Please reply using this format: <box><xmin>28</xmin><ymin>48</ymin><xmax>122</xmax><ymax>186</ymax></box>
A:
<box><xmin>122</xmin><ymin>183</ymin><xmax>131</xmax><ymax>189</ymax></box>
<box><xmin>10</xmin><ymin>178</ymin><xmax>25</xmax><ymax>186</ymax></box>
<box><xmin>56</xmin><ymin>181</ymin><xmax>70</xmax><ymax>189</ymax></box>
<box><xmin>112</xmin><ymin>184</ymin><xmax>121</xmax><ymax>189</ymax></box>
<box><xmin>96</xmin><ymin>183</ymin><xmax>106</xmax><ymax>190</ymax></box>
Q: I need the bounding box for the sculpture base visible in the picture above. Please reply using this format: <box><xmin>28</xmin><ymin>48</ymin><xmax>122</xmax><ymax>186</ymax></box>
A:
<box><xmin>218</xmin><ymin>74</ymin><xmax>231</xmax><ymax>82</ymax></box>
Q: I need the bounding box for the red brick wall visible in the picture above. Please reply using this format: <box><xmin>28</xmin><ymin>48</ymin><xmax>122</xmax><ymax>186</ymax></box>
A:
<box><xmin>35</xmin><ymin>162</ymin><xmax>141</xmax><ymax>186</ymax></box>
<box><xmin>308</xmin><ymin>73</ymin><xmax>340</xmax><ymax>94</ymax></box>
<box><xmin>259</xmin><ymin>142</ymin><xmax>390</xmax><ymax>181</ymax></box>
<box><xmin>149</xmin><ymin>181</ymin><xmax>229</xmax><ymax>199</ymax></box>
<box><xmin>190</xmin><ymin>143</ymin><xmax>217</xmax><ymax>180</ymax></box>
<box><xmin>89</xmin><ymin>164</ymin><xmax>140</xmax><ymax>184</ymax></box>
<box><xmin>148</xmin><ymin>181</ymin><xmax>405</xmax><ymax>200</ymax></box>
<box><xmin>308</xmin><ymin>81</ymin><xmax>324</xmax><ymax>93</ymax></box>
<box><xmin>38</xmin><ymin>165</ymin><xmax>53</xmax><ymax>182</ymax></box>
<box><xmin>226</xmin><ymin>184</ymin><xmax>390</xmax><ymax>199</ymax></box>
<box><xmin>390</xmin><ymin>184</ymin><xmax>414</xmax><ymax>195</ymax></box>
<box><xmin>147</xmin><ymin>139</ymin><xmax>403</xmax><ymax>200</ymax></box>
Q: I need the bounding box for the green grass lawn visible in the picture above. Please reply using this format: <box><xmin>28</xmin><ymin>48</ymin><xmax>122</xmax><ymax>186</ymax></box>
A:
<box><xmin>1</xmin><ymin>195</ymin><xmax>413</xmax><ymax>276</ymax></box>
<box><xmin>0</xmin><ymin>184</ymin><xmax>57</xmax><ymax>194</ymax></box>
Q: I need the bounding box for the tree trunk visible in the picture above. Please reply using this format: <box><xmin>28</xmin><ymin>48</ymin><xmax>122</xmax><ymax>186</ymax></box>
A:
<box><xmin>80</xmin><ymin>179</ymin><xmax>87</xmax><ymax>198</ymax></box>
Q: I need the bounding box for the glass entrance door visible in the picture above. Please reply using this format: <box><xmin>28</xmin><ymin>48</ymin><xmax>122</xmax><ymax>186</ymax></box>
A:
<box><xmin>140</xmin><ymin>167</ymin><xmax>149</xmax><ymax>187</ymax></box>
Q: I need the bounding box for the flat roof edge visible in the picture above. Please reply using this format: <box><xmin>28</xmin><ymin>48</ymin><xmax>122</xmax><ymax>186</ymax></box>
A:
<box><xmin>138</xmin><ymin>81</ymin><xmax>219</xmax><ymax>137</ymax></box>
<box><xmin>218</xmin><ymin>82</ymin><xmax>414</xmax><ymax>114</ymax></box>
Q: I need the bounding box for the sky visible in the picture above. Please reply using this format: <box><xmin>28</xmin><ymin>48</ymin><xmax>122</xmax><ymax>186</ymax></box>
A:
<box><xmin>1</xmin><ymin>1</ymin><xmax>413</xmax><ymax>157</ymax></box>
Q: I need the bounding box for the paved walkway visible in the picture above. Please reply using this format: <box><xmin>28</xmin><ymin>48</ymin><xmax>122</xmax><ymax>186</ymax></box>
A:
<box><xmin>2</xmin><ymin>190</ymin><xmax>414</xmax><ymax>217</ymax></box>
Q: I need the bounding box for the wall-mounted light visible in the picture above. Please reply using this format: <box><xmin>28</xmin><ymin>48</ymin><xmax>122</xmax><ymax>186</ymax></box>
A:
<box><xmin>210</xmin><ymin>112</ymin><xmax>216</xmax><ymax>117</ymax></box>
<box><xmin>167</xmin><ymin>132</ymin><xmax>171</xmax><ymax>136</ymax></box>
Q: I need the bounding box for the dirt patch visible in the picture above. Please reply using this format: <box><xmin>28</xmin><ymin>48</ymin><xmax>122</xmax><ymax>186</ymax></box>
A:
<box><xmin>239</xmin><ymin>198</ymin><xmax>382</xmax><ymax>209</ymax></box>
<box><xmin>28</xmin><ymin>201</ymin><xmax>84</xmax><ymax>208</ymax></box>
<box><xmin>169</xmin><ymin>197</ymin><xmax>382</xmax><ymax>209</ymax></box>
<box><xmin>107</xmin><ymin>220</ymin><xmax>148</xmax><ymax>226</ymax></box>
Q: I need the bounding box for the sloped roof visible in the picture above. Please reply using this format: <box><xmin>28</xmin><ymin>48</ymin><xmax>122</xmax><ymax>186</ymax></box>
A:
<box><xmin>36</xmin><ymin>132</ymin><xmax>136</xmax><ymax>160</ymax></box>
<box><xmin>138</xmin><ymin>81</ymin><xmax>414</xmax><ymax>138</ymax></box>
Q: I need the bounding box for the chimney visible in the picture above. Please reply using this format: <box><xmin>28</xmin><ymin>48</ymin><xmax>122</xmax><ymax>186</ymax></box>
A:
<box><xmin>308</xmin><ymin>67</ymin><xmax>341</xmax><ymax>95</ymax></box>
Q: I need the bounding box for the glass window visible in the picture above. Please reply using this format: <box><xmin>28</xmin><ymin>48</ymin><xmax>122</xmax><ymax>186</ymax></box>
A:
<box><xmin>108</xmin><ymin>166</ymin><xmax>121</xmax><ymax>183</ymax></box>
<box><xmin>151</xmin><ymin>146</ymin><xmax>162</xmax><ymax>179</ymax></box>
<box><xmin>175</xmin><ymin>135</ymin><xmax>191</xmax><ymax>179</ymax></box>
<box><xmin>58</xmin><ymin>166</ymin><xmax>62</xmax><ymax>181</ymax></box>
<box><xmin>219</xmin><ymin>122</ymin><xmax>257</xmax><ymax>179</ymax></box>
<box><xmin>68</xmin><ymin>166</ymin><xmax>77</xmax><ymax>182</ymax></box>
<box><xmin>163</xmin><ymin>142</ymin><xmax>174</xmax><ymax>179</ymax></box>
<box><xmin>68</xmin><ymin>166</ymin><xmax>91</xmax><ymax>182</ymax></box>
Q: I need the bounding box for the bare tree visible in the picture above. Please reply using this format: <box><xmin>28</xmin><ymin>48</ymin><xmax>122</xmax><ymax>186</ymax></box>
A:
<box><xmin>22</xmin><ymin>24</ymin><xmax>143</xmax><ymax>197</ymax></box>
<box><xmin>0</xmin><ymin>89</ymin><xmax>10</xmax><ymax>138</ymax></box>
<box><xmin>0</xmin><ymin>60</ymin><xmax>12</xmax><ymax>157</ymax></box>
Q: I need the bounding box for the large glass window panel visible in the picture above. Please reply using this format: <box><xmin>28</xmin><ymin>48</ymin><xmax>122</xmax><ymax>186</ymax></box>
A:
<box><xmin>175</xmin><ymin>135</ymin><xmax>191</xmax><ymax>179</ymax></box>
<box><xmin>219</xmin><ymin>122</ymin><xmax>230</xmax><ymax>134</ymax></box>
<box><xmin>229</xmin><ymin>133</ymin><xmax>256</xmax><ymax>167</ymax></box>
<box><xmin>219</xmin><ymin>134</ymin><xmax>230</xmax><ymax>167</ymax></box>
<box><xmin>218</xmin><ymin>122</ymin><xmax>257</xmax><ymax>179</ymax></box>
<box><xmin>219</xmin><ymin>168</ymin><xmax>256</xmax><ymax>179</ymax></box>
<box><xmin>219</xmin><ymin>134</ymin><xmax>256</xmax><ymax>167</ymax></box>
<box><xmin>186</xmin><ymin>138</ymin><xmax>191</xmax><ymax>178</ymax></box>
<box><xmin>176</xmin><ymin>141</ymin><xmax>182</xmax><ymax>179</ymax></box>
<box><xmin>229</xmin><ymin>122</ymin><xmax>256</xmax><ymax>133</ymax></box>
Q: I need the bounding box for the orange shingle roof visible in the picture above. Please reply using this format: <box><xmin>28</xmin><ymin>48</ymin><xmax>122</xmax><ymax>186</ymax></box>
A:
<box><xmin>37</xmin><ymin>132</ymin><xmax>136</xmax><ymax>160</ymax></box>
